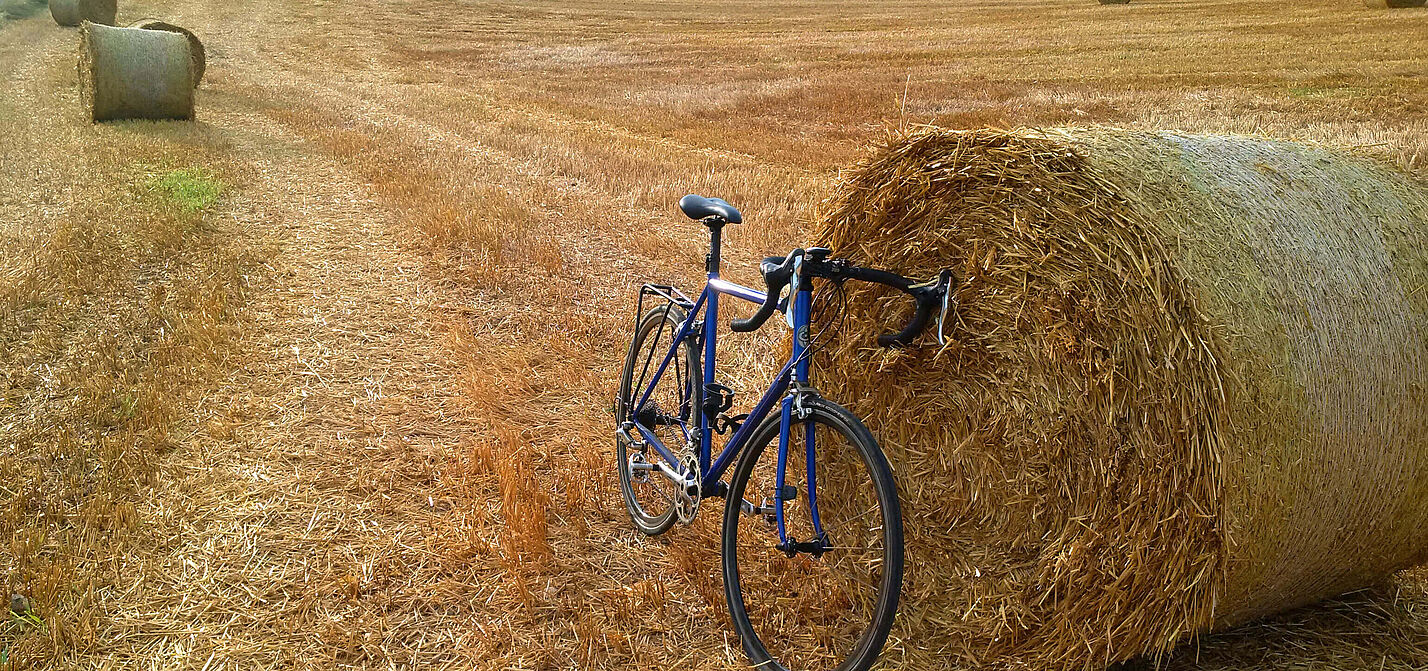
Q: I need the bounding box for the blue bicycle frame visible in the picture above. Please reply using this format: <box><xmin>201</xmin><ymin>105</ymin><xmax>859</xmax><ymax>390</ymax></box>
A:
<box><xmin>622</xmin><ymin>258</ymin><xmax>821</xmax><ymax>544</ymax></box>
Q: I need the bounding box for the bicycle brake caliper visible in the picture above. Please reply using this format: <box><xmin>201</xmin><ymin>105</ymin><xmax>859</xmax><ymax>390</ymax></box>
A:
<box><xmin>790</xmin><ymin>382</ymin><xmax>818</xmax><ymax>420</ymax></box>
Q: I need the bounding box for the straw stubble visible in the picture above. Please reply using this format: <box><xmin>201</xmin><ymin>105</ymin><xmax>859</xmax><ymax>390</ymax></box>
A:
<box><xmin>1363</xmin><ymin>0</ymin><xmax>1427</xmax><ymax>8</ymax></box>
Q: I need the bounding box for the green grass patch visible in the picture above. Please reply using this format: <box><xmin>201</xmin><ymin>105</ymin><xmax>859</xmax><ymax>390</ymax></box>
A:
<box><xmin>1287</xmin><ymin>85</ymin><xmax>1370</xmax><ymax>100</ymax></box>
<box><xmin>147</xmin><ymin>168</ymin><xmax>224</xmax><ymax>213</ymax></box>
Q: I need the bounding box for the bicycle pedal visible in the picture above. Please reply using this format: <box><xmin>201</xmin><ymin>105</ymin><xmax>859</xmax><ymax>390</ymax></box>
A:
<box><xmin>751</xmin><ymin>498</ymin><xmax>778</xmax><ymax>526</ymax></box>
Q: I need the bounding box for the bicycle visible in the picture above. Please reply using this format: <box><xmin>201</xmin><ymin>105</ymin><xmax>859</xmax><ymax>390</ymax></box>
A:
<box><xmin>614</xmin><ymin>194</ymin><xmax>954</xmax><ymax>671</ymax></box>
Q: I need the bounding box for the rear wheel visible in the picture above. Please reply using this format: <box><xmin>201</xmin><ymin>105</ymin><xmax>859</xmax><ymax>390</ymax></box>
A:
<box><xmin>616</xmin><ymin>304</ymin><xmax>700</xmax><ymax>536</ymax></box>
<box><xmin>721</xmin><ymin>397</ymin><xmax>903</xmax><ymax>671</ymax></box>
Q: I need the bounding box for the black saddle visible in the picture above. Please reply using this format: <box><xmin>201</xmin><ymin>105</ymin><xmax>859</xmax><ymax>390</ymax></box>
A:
<box><xmin>679</xmin><ymin>194</ymin><xmax>742</xmax><ymax>224</ymax></box>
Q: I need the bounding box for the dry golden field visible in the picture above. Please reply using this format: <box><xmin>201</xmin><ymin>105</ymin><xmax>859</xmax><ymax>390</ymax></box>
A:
<box><xmin>1</xmin><ymin>0</ymin><xmax>1426</xmax><ymax>669</ymax></box>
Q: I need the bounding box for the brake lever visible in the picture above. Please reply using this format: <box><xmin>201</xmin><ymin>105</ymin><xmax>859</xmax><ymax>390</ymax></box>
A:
<box><xmin>934</xmin><ymin>270</ymin><xmax>954</xmax><ymax>346</ymax></box>
<box><xmin>784</xmin><ymin>254</ymin><xmax>803</xmax><ymax>329</ymax></box>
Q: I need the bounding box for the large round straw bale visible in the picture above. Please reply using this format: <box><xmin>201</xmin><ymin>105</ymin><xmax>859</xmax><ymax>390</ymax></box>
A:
<box><xmin>78</xmin><ymin>22</ymin><xmax>195</xmax><ymax>122</ymax></box>
<box><xmin>814</xmin><ymin>127</ymin><xmax>1428</xmax><ymax>669</ymax></box>
<box><xmin>127</xmin><ymin>18</ymin><xmax>204</xmax><ymax>85</ymax></box>
<box><xmin>48</xmin><ymin>0</ymin><xmax>114</xmax><ymax>26</ymax></box>
<box><xmin>1364</xmin><ymin>0</ymin><xmax>1427</xmax><ymax>7</ymax></box>
<box><xmin>1098</xmin><ymin>0</ymin><xmax>1132</xmax><ymax>4</ymax></box>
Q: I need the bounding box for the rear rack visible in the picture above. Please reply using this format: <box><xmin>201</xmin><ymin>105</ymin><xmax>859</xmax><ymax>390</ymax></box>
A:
<box><xmin>634</xmin><ymin>284</ymin><xmax>697</xmax><ymax>331</ymax></box>
<box><xmin>638</xmin><ymin>284</ymin><xmax>695</xmax><ymax>312</ymax></box>
<box><xmin>626</xmin><ymin>284</ymin><xmax>701</xmax><ymax>386</ymax></box>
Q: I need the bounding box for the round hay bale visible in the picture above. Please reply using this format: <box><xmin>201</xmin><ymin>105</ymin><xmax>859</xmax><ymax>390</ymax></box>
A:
<box><xmin>814</xmin><ymin>127</ymin><xmax>1428</xmax><ymax>669</ymax></box>
<box><xmin>1098</xmin><ymin>0</ymin><xmax>1132</xmax><ymax>4</ymax></box>
<box><xmin>78</xmin><ymin>21</ymin><xmax>195</xmax><ymax>122</ymax></box>
<box><xmin>1364</xmin><ymin>0</ymin><xmax>1426</xmax><ymax>7</ymax></box>
<box><xmin>48</xmin><ymin>0</ymin><xmax>114</xmax><ymax>26</ymax></box>
<box><xmin>127</xmin><ymin>18</ymin><xmax>204</xmax><ymax>86</ymax></box>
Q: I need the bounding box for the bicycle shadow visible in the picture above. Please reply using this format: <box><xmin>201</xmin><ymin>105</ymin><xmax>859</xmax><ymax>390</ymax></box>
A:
<box><xmin>1112</xmin><ymin>568</ymin><xmax>1428</xmax><ymax>671</ymax></box>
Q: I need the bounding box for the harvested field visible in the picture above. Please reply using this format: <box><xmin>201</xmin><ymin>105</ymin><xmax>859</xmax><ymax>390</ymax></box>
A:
<box><xmin>1</xmin><ymin>0</ymin><xmax>1426</xmax><ymax>670</ymax></box>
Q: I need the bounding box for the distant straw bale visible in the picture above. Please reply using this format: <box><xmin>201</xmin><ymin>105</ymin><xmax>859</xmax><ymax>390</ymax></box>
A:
<box><xmin>78</xmin><ymin>21</ymin><xmax>195</xmax><ymax>122</ymax></box>
<box><xmin>815</xmin><ymin>127</ymin><xmax>1428</xmax><ymax>669</ymax></box>
<box><xmin>48</xmin><ymin>0</ymin><xmax>113</xmax><ymax>26</ymax></box>
<box><xmin>2</xmin><ymin>0</ymin><xmax>47</xmax><ymax>21</ymax></box>
<box><xmin>1098</xmin><ymin>0</ymin><xmax>1132</xmax><ymax>4</ymax></box>
<box><xmin>128</xmin><ymin>18</ymin><xmax>205</xmax><ymax>85</ymax></box>
<box><xmin>1364</xmin><ymin>0</ymin><xmax>1426</xmax><ymax>7</ymax></box>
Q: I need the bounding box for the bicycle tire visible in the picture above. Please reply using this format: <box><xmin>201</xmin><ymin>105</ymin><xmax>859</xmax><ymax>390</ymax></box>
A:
<box><xmin>721</xmin><ymin>396</ymin><xmax>904</xmax><ymax>671</ymax></box>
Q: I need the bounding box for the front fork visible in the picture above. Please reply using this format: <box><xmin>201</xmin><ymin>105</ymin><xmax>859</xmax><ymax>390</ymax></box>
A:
<box><xmin>771</xmin><ymin>284</ymin><xmax>830</xmax><ymax>556</ymax></box>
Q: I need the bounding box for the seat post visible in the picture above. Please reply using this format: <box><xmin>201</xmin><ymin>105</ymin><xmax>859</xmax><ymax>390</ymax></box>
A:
<box><xmin>701</xmin><ymin>216</ymin><xmax>724</xmax><ymax>467</ymax></box>
<box><xmin>705</xmin><ymin>218</ymin><xmax>724</xmax><ymax>278</ymax></box>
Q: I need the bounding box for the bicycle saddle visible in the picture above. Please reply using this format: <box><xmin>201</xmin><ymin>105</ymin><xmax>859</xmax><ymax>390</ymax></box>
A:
<box><xmin>679</xmin><ymin>194</ymin><xmax>742</xmax><ymax>224</ymax></box>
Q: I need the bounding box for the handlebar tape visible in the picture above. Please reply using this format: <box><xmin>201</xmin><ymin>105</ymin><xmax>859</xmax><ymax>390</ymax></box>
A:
<box><xmin>729</xmin><ymin>251</ymin><xmax>951</xmax><ymax>347</ymax></box>
<box><xmin>843</xmin><ymin>267</ymin><xmax>945</xmax><ymax>347</ymax></box>
<box><xmin>877</xmin><ymin>294</ymin><xmax>936</xmax><ymax>347</ymax></box>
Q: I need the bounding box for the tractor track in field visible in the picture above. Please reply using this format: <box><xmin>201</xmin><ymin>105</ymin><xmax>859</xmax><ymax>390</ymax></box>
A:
<box><xmin>1</xmin><ymin>0</ymin><xmax>749</xmax><ymax>666</ymax></box>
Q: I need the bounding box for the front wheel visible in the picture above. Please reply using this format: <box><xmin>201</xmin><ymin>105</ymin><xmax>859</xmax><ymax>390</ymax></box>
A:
<box><xmin>721</xmin><ymin>397</ymin><xmax>903</xmax><ymax>671</ymax></box>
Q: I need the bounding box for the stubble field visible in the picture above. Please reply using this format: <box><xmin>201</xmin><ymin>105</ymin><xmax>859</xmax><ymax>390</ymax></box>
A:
<box><xmin>1</xmin><ymin>0</ymin><xmax>1426</xmax><ymax>668</ymax></box>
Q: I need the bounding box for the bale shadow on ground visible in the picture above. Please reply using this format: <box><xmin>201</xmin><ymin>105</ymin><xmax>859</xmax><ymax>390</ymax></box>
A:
<box><xmin>1114</xmin><ymin>568</ymin><xmax>1428</xmax><ymax>671</ymax></box>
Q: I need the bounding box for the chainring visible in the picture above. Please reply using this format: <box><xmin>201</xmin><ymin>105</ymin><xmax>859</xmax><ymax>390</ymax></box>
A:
<box><xmin>675</xmin><ymin>450</ymin><xmax>702</xmax><ymax>524</ymax></box>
